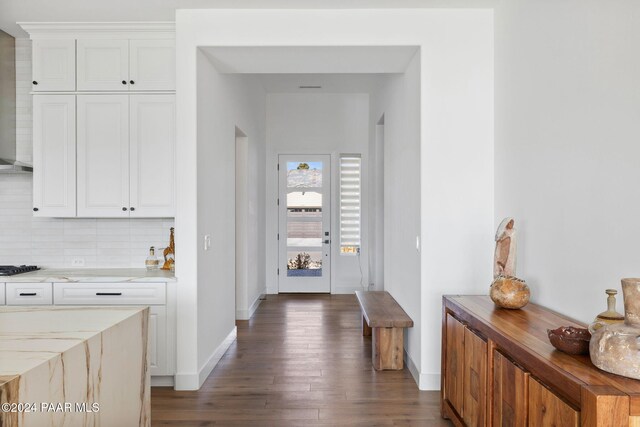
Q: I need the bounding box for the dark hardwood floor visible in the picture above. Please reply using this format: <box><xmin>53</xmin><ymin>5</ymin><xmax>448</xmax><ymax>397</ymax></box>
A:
<box><xmin>152</xmin><ymin>294</ymin><xmax>451</xmax><ymax>426</ymax></box>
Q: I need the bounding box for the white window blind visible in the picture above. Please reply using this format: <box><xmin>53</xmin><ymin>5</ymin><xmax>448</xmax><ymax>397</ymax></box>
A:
<box><xmin>340</xmin><ymin>155</ymin><xmax>361</xmax><ymax>255</ymax></box>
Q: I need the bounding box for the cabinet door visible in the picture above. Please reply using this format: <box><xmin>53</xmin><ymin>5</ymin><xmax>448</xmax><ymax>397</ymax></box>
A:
<box><xmin>129</xmin><ymin>95</ymin><xmax>175</xmax><ymax>217</ymax></box>
<box><xmin>529</xmin><ymin>377</ymin><xmax>579</xmax><ymax>427</ymax></box>
<box><xmin>32</xmin><ymin>95</ymin><xmax>76</xmax><ymax>217</ymax></box>
<box><xmin>129</xmin><ymin>40</ymin><xmax>175</xmax><ymax>91</ymax></box>
<box><xmin>463</xmin><ymin>328</ymin><xmax>487</xmax><ymax>427</ymax></box>
<box><xmin>77</xmin><ymin>95</ymin><xmax>130</xmax><ymax>217</ymax></box>
<box><xmin>32</xmin><ymin>39</ymin><xmax>75</xmax><ymax>91</ymax></box>
<box><xmin>445</xmin><ymin>314</ymin><xmax>465</xmax><ymax>417</ymax></box>
<box><xmin>493</xmin><ymin>350</ymin><xmax>529</xmax><ymax>427</ymax></box>
<box><xmin>149</xmin><ymin>306</ymin><xmax>168</xmax><ymax>376</ymax></box>
<box><xmin>77</xmin><ymin>40</ymin><xmax>129</xmax><ymax>91</ymax></box>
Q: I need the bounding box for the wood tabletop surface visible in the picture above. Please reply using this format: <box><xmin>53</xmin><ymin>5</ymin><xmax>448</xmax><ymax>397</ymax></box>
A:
<box><xmin>355</xmin><ymin>291</ymin><xmax>414</xmax><ymax>328</ymax></box>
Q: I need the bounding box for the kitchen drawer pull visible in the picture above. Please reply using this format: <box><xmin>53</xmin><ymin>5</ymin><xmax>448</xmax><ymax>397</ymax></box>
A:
<box><xmin>96</xmin><ymin>292</ymin><xmax>123</xmax><ymax>296</ymax></box>
<box><xmin>19</xmin><ymin>292</ymin><xmax>37</xmax><ymax>296</ymax></box>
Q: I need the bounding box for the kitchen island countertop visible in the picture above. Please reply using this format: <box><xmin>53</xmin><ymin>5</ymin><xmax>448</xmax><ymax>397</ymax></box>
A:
<box><xmin>0</xmin><ymin>305</ymin><xmax>150</xmax><ymax>425</ymax></box>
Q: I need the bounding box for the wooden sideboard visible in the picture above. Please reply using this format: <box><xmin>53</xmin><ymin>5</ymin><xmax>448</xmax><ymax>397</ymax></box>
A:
<box><xmin>441</xmin><ymin>296</ymin><xmax>640</xmax><ymax>427</ymax></box>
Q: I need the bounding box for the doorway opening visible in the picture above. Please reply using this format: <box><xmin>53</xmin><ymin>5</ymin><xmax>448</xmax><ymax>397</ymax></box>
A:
<box><xmin>235</xmin><ymin>126</ymin><xmax>249</xmax><ymax>319</ymax></box>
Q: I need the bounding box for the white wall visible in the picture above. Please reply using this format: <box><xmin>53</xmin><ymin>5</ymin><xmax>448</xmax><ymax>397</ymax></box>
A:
<box><xmin>369</xmin><ymin>53</ymin><xmax>422</xmax><ymax>380</ymax></box>
<box><xmin>494</xmin><ymin>1</ymin><xmax>640</xmax><ymax>322</ymax></box>
<box><xmin>175</xmin><ymin>51</ymin><xmax>265</xmax><ymax>389</ymax></box>
<box><xmin>176</xmin><ymin>8</ymin><xmax>493</xmax><ymax>390</ymax></box>
<box><xmin>265</xmin><ymin>93</ymin><xmax>371</xmax><ymax>294</ymax></box>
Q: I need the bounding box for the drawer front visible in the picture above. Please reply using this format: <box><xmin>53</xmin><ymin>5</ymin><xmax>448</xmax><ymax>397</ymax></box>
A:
<box><xmin>6</xmin><ymin>283</ymin><xmax>53</xmax><ymax>305</ymax></box>
<box><xmin>53</xmin><ymin>282</ymin><xmax>166</xmax><ymax>305</ymax></box>
<box><xmin>0</xmin><ymin>283</ymin><xmax>5</xmax><ymax>305</ymax></box>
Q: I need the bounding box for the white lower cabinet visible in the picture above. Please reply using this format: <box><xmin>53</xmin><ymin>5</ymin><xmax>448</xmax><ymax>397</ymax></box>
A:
<box><xmin>6</xmin><ymin>283</ymin><xmax>53</xmax><ymax>305</ymax></box>
<box><xmin>52</xmin><ymin>282</ymin><xmax>174</xmax><ymax>378</ymax></box>
<box><xmin>149</xmin><ymin>306</ymin><xmax>167</xmax><ymax>375</ymax></box>
<box><xmin>0</xmin><ymin>283</ymin><xmax>5</xmax><ymax>305</ymax></box>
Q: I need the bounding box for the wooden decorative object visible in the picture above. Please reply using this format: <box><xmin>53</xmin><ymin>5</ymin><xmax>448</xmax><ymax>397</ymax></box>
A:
<box><xmin>441</xmin><ymin>295</ymin><xmax>640</xmax><ymax>426</ymax></box>
<box><xmin>490</xmin><ymin>218</ymin><xmax>530</xmax><ymax>309</ymax></box>
<box><xmin>493</xmin><ymin>217</ymin><xmax>516</xmax><ymax>278</ymax></box>
<box><xmin>161</xmin><ymin>227</ymin><xmax>175</xmax><ymax>271</ymax></box>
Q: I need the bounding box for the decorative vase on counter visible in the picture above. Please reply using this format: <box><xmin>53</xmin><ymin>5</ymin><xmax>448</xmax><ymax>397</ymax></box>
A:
<box><xmin>589</xmin><ymin>289</ymin><xmax>625</xmax><ymax>332</ymax></box>
<box><xmin>489</xmin><ymin>218</ymin><xmax>530</xmax><ymax>309</ymax></box>
<box><xmin>590</xmin><ymin>278</ymin><xmax>640</xmax><ymax>380</ymax></box>
<box><xmin>490</xmin><ymin>275</ymin><xmax>530</xmax><ymax>309</ymax></box>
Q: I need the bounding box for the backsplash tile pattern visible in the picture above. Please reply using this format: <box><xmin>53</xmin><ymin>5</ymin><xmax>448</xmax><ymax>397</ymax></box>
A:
<box><xmin>1</xmin><ymin>39</ymin><xmax>174</xmax><ymax>269</ymax></box>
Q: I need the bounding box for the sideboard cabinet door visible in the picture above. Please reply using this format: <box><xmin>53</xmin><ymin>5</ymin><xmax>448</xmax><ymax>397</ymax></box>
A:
<box><xmin>445</xmin><ymin>314</ymin><xmax>465</xmax><ymax>417</ymax></box>
<box><xmin>463</xmin><ymin>328</ymin><xmax>487</xmax><ymax>427</ymax></box>
<box><xmin>493</xmin><ymin>350</ymin><xmax>529</xmax><ymax>427</ymax></box>
<box><xmin>529</xmin><ymin>377</ymin><xmax>579</xmax><ymax>427</ymax></box>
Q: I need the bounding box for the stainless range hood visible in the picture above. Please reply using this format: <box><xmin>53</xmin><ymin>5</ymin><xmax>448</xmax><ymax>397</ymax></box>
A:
<box><xmin>0</xmin><ymin>29</ymin><xmax>31</xmax><ymax>173</ymax></box>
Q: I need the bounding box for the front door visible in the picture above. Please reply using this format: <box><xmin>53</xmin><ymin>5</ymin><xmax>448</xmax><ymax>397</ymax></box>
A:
<box><xmin>278</xmin><ymin>155</ymin><xmax>331</xmax><ymax>293</ymax></box>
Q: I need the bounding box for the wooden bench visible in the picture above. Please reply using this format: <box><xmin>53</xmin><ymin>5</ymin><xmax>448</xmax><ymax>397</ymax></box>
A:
<box><xmin>355</xmin><ymin>291</ymin><xmax>414</xmax><ymax>370</ymax></box>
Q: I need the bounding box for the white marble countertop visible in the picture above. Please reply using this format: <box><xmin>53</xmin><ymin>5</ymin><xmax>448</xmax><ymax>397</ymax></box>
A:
<box><xmin>0</xmin><ymin>268</ymin><xmax>176</xmax><ymax>283</ymax></box>
<box><xmin>0</xmin><ymin>306</ymin><xmax>147</xmax><ymax>381</ymax></box>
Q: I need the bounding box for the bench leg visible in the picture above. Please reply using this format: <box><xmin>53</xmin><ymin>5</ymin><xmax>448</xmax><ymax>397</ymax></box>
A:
<box><xmin>372</xmin><ymin>327</ymin><xmax>404</xmax><ymax>370</ymax></box>
<box><xmin>362</xmin><ymin>315</ymin><xmax>372</xmax><ymax>336</ymax></box>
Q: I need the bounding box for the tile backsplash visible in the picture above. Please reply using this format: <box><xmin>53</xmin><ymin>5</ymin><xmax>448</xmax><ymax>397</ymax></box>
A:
<box><xmin>0</xmin><ymin>39</ymin><xmax>174</xmax><ymax>269</ymax></box>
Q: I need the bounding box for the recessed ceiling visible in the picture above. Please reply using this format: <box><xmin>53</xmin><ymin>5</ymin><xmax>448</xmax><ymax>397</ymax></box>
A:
<box><xmin>201</xmin><ymin>46</ymin><xmax>419</xmax><ymax>74</ymax></box>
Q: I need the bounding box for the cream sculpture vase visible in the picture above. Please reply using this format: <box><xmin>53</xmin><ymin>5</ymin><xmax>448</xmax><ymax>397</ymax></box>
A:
<box><xmin>589</xmin><ymin>278</ymin><xmax>640</xmax><ymax>380</ymax></box>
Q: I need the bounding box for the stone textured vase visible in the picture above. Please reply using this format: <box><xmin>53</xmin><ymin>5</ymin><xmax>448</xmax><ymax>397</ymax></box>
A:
<box><xmin>590</xmin><ymin>278</ymin><xmax>640</xmax><ymax>380</ymax></box>
<box><xmin>589</xmin><ymin>288</ymin><xmax>625</xmax><ymax>332</ymax></box>
<box><xmin>490</xmin><ymin>275</ymin><xmax>530</xmax><ymax>309</ymax></box>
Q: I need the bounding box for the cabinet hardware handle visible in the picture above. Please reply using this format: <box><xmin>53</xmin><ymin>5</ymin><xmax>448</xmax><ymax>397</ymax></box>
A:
<box><xmin>130</xmin><ymin>207</ymin><xmax>135</xmax><ymax>211</ymax></box>
<box><xmin>122</xmin><ymin>207</ymin><xmax>128</xmax><ymax>211</ymax></box>
<box><xmin>324</xmin><ymin>239</ymin><xmax>330</xmax><ymax>244</ymax></box>
<box><xmin>122</xmin><ymin>80</ymin><xmax>127</xmax><ymax>85</ymax></box>
<box><xmin>33</xmin><ymin>207</ymin><xmax>39</xmax><ymax>212</ymax></box>
<box><xmin>19</xmin><ymin>293</ymin><xmax>37</xmax><ymax>296</ymax></box>
<box><xmin>129</xmin><ymin>80</ymin><xmax>135</xmax><ymax>85</ymax></box>
<box><xmin>32</xmin><ymin>81</ymin><xmax>38</xmax><ymax>85</ymax></box>
<box><xmin>96</xmin><ymin>292</ymin><xmax>122</xmax><ymax>296</ymax></box>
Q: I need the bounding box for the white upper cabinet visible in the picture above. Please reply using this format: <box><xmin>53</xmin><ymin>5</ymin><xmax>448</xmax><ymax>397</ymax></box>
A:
<box><xmin>32</xmin><ymin>95</ymin><xmax>76</xmax><ymax>217</ymax></box>
<box><xmin>77</xmin><ymin>39</ymin><xmax>129</xmax><ymax>91</ymax></box>
<box><xmin>129</xmin><ymin>40</ymin><xmax>175</xmax><ymax>91</ymax></box>
<box><xmin>32</xmin><ymin>40</ymin><xmax>76</xmax><ymax>91</ymax></box>
<box><xmin>77</xmin><ymin>95</ymin><xmax>130</xmax><ymax>217</ymax></box>
<box><xmin>130</xmin><ymin>95</ymin><xmax>176</xmax><ymax>217</ymax></box>
<box><xmin>76</xmin><ymin>39</ymin><xmax>175</xmax><ymax>91</ymax></box>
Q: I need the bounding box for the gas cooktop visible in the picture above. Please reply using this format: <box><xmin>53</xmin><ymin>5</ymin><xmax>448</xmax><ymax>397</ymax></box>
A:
<box><xmin>0</xmin><ymin>265</ymin><xmax>40</xmax><ymax>276</ymax></box>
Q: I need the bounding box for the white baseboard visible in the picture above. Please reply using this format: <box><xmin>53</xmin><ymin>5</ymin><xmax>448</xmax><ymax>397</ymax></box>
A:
<box><xmin>403</xmin><ymin>349</ymin><xmax>441</xmax><ymax>391</ymax></box>
<box><xmin>151</xmin><ymin>376</ymin><xmax>174</xmax><ymax>387</ymax></box>
<box><xmin>174</xmin><ymin>326</ymin><xmax>237</xmax><ymax>391</ymax></box>
<box><xmin>236</xmin><ymin>294</ymin><xmax>263</xmax><ymax>320</ymax></box>
<box><xmin>198</xmin><ymin>326</ymin><xmax>237</xmax><ymax>387</ymax></box>
<box><xmin>174</xmin><ymin>372</ymin><xmax>198</xmax><ymax>390</ymax></box>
